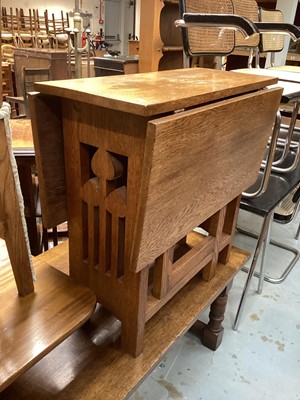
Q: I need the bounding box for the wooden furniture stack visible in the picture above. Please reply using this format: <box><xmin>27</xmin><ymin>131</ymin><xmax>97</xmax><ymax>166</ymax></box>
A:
<box><xmin>0</xmin><ymin>7</ymin><xmax>69</xmax><ymax>49</ymax></box>
<box><xmin>30</xmin><ymin>67</ymin><xmax>282</xmax><ymax>357</ymax></box>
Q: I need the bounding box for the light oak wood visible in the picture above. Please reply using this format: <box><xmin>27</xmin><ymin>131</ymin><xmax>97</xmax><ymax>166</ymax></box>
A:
<box><xmin>30</xmin><ymin>68</ymin><xmax>282</xmax><ymax>356</ymax></box>
<box><xmin>29</xmin><ymin>94</ymin><xmax>67</xmax><ymax>229</ymax></box>
<box><xmin>0</xmin><ymin>120</ymin><xmax>34</xmax><ymax>296</ymax></box>
<box><xmin>10</xmin><ymin>119</ymin><xmax>34</xmax><ymax>150</ymax></box>
<box><xmin>33</xmin><ymin>68</ymin><xmax>278</xmax><ymax>116</ymax></box>
<box><xmin>132</xmin><ymin>88</ymin><xmax>282</xmax><ymax>271</ymax></box>
<box><xmin>0</xmin><ymin>244</ymin><xmax>96</xmax><ymax>391</ymax></box>
<box><xmin>0</xmin><ymin>242</ymin><xmax>249</xmax><ymax>400</ymax></box>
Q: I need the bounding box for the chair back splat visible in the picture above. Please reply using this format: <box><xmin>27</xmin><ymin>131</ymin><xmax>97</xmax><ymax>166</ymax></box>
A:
<box><xmin>0</xmin><ymin>106</ymin><xmax>34</xmax><ymax>296</ymax></box>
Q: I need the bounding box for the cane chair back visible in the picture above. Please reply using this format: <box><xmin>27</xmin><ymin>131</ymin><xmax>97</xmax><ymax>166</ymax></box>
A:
<box><xmin>231</xmin><ymin>0</ymin><xmax>260</xmax><ymax>48</ymax></box>
<box><xmin>179</xmin><ymin>0</ymin><xmax>236</xmax><ymax>56</ymax></box>
<box><xmin>258</xmin><ymin>8</ymin><xmax>285</xmax><ymax>67</ymax></box>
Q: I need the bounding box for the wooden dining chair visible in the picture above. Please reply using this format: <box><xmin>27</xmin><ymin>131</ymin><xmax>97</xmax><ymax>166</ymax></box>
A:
<box><xmin>0</xmin><ymin>103</ymin><xmax>34</xmax><ymax>296</ymax></box>
<box><xmin>6</xmin><ymin>66</ymin><xmax>51</xmax><ymax>118</ymax></box>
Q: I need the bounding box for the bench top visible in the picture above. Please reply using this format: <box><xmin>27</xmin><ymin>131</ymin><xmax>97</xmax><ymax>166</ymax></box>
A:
<box><xmin>1</xmin><ymin>241</ymin><xmax>249</xmax><ymax>399</ymax></box>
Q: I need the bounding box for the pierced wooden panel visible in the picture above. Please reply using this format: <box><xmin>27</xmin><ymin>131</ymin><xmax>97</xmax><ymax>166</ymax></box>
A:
<box><xmin>183</xmin><ymin>0</ymin><xmax>235</xmax><ymax>55</ymax></box>
<box><xmin>231</xmin><ymin>0</ymin><xmax>260</xmax><ymax>48</ymax></box>
<box><xmin>259</xmin><ymin>8</ymin><xmax>284</xmax><ymax>53</ymax></box>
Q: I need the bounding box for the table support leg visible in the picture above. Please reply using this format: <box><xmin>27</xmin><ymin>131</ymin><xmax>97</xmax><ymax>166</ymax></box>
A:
<box><xmin>189</xmin><ymin>281</ymin><xmax>232</xmax><ymax>350</ymax></box>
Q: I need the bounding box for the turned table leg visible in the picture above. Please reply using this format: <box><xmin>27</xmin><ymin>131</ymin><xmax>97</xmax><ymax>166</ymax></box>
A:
<box><xmin>189</xmin><ymin>280</ymin><xmax>233</xmax><ymax>351</ymax></box>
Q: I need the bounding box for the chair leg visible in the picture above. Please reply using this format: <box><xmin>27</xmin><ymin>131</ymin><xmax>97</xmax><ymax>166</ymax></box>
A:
<box><xmin>238</xmin><ymin>218</ymin><xmax>299</xmax><ymax>285</ymax></box>
<box><xmin>233</xmin><ymin>212</ymin><xmax>272</xmax><ymax>331</ymax></box>
<box><xmin>257</xmin><ymin>210</ymin><xmax>274</xmax><ymax>295</ymax></box>
<box><xmin>296</xmin><ymin>222</ymin><xmax>300</xmax><ymax>240</ymax></box>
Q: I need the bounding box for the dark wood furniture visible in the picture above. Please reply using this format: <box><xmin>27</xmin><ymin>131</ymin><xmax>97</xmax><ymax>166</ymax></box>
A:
<box><xmin>13</xmin><ymin>48</ymin><xmax>68</xmax><ymax>101</ymax></box>
<box><xmin>93</xmin><ymin>55</ymin><xmax>139</xmax><ymax>76</ymax></box>
<box><xmin>10</xmin><ymin>119</ymin><xmax>40</xmax><ymax>255</ymax></box>
<box><xmin>30</xmin><ymin>68</ymin><xmax>281</xmax><ymax>357</ymax></box>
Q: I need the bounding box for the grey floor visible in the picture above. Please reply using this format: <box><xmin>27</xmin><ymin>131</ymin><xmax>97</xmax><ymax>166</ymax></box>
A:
<box><xmin>129</xmin><ymin>210</ymin><xmax>300</xmax><ymax>400</ymax></box>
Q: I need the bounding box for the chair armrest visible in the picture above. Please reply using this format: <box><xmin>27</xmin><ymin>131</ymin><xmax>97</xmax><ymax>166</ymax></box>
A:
<box><xmin>255</xmin><ymin>22</ymin><xmax>300</xmax><ymax>41</ymax></box>
<box><xmin>175</xmin><ymin>13</ymin><xmax>259</xmax><ymax>37</ymax></box>
<box><xmin>243</xmin><ymin>111</ymin><xmax>281</xmax><ymax>198</ymax></box>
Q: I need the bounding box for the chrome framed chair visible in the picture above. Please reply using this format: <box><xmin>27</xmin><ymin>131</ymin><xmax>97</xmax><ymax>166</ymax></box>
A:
<box><xmin>176</xmin><ymin>0</ymin><xmax>300</xmax><ymax>69</ymax></box>
<box><xmin>175</xmin><ymin>0</ymin><xmax>300</xmax><ymax>330</ymax></box>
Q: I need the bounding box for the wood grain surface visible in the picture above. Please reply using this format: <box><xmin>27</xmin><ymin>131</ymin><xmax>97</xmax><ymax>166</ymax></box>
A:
<box><xmin>0</xmin><ymin>245</ymin><xmax>96</xmax><ymax>391</ymax></box>
<box><xmin>33</xmin><ymin>68</ymin><xmax>278</xmax><ymax>116</ymax></box>
<box><xmin>0</xmin><ymin>120</ymin><xmax>34</xmax><ymax>296</ymax></box>
<box><xmin>1</xmin><ymin>241</ymin><xmax>249</xmax><ymax>400</ymax></box>
<box><xmin>132</xmin><ymin>87</ymin><xmax>283</xmax><ymax>271</ymax></box>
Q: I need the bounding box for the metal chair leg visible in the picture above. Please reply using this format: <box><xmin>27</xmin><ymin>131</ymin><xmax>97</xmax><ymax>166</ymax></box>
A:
<box><xmin>233</xmin><ymin>212</ymin><xmax>272</xmax><ymax>331</ymax></box>
<box><xmin>237</xmin><ymin>219</ymin><xmax>299</xmax><ymax>285</ymax></box>
<box><xmin>257</xmin><ymin>210</ymin><xmax>274</xmax><ymax>294</ymax></box>
<box><xmin>296</xmin><ymin>222</ymin><xmax>300</xmax><ymax>240</ymax></box>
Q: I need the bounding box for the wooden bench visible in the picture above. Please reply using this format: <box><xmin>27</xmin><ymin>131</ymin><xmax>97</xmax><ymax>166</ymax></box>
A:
<box><xmin>1</xmin><ymin>240</ymin><xmax>249</xmax><ymax>400</ymax></box>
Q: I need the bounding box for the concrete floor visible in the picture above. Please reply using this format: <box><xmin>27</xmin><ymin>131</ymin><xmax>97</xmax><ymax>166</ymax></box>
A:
<box><xmin>129</xmin><ymin>210</ymin><xmax>300</xmax><ymax>400</ymax></box>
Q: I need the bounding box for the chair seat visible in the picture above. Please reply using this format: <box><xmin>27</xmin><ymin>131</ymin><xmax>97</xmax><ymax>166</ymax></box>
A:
<box><xmin>241</xmin><ymin>172</ymin><xmax>299</xmax><ymax>216</ymax></box>
<box><xmin>6</xmin><ymin>96</ymin><xmax>25</xmax><ymax>104</ymax></box>
<box><xmin>0</xmin><ymin>246</ymin><xmax>96</xmax><ymax>391</ymax></box>
<box><xmin>274</xmin><ymin>183</ymin><xmax>300</xmax><ymax>222</ymax></box>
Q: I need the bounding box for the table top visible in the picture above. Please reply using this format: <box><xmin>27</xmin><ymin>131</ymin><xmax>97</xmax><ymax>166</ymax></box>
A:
<box><xmin>234</xmin><ymin>67</ymin><xmax>300</xmax><ymax>84</ymax></box>
<box><xmin>234</xmin><ymin>68</ymin><xmax>300</xmax><ymax>103</ymax></box>
<box><xmin>9</xmin><ymin>119</ymin><xmax>34</xmax><ymax>156</ymax></box>
<box><xmin>34</xmin><ymin>68</ymin><xmax>277</xmax><ymax>117</ymax></box>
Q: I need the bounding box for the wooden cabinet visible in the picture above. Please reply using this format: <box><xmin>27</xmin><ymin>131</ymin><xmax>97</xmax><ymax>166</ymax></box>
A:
<box><xmin>139</xmin><ymin>0</ymin><xmax>183</xmax><ymax>72</ymax></box>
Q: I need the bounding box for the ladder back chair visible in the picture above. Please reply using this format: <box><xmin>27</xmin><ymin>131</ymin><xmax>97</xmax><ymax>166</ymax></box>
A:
<box><xmin>0</xmin><ymin>100</ymin><xmax>95</xmax><ymax>390</ymax></box>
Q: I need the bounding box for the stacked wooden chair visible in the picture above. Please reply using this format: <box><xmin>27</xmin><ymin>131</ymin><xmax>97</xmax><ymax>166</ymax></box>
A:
<box><xmin>0</xmin><ymin>7</ymin><xmax>70</xmax><ymax>50</ymax></box>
